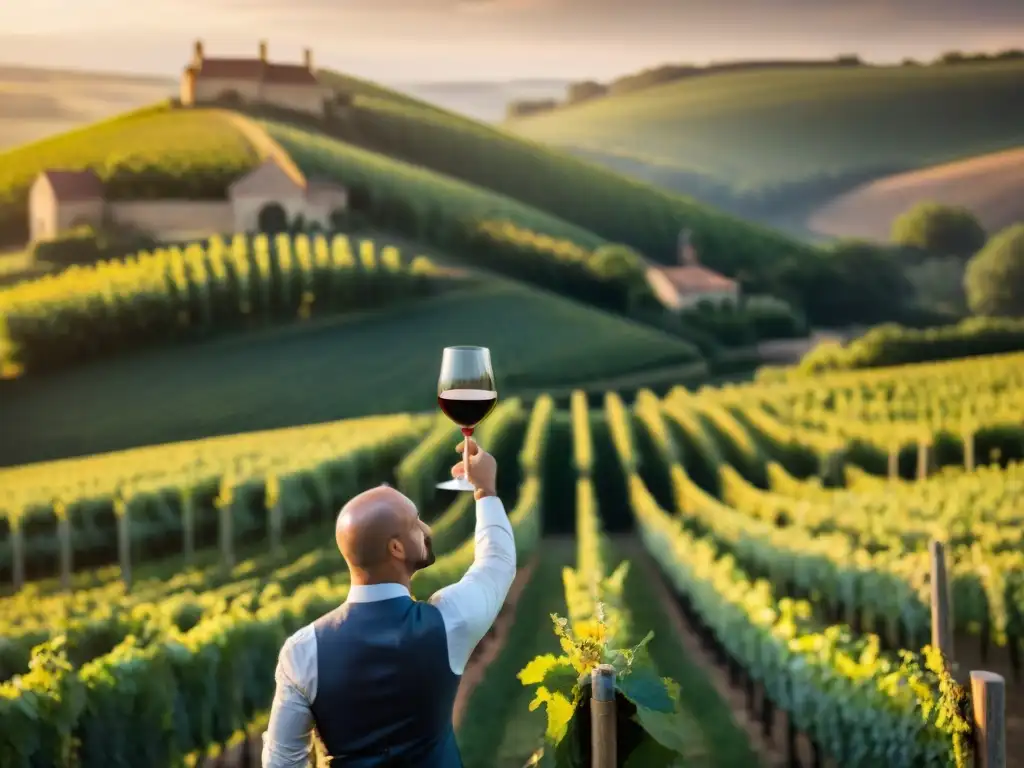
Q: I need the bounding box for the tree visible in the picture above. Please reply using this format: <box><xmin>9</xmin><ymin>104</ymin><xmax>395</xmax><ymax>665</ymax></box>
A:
<box><xmin>891</xmin><ymin>202</ymin><xmax>987</xmax><ymax>259</ymax></box>
<box><xmin>964</xmin><ymin>224</ymin><xmax>1024</xmax><ymax>317</ymax></box>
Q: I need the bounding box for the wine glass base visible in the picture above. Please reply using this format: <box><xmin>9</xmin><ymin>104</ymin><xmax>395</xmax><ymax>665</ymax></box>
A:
<box><xmin>436</xmin><ymin>477</ymin><xmax>476</xmax><ymax>492</ymax></box>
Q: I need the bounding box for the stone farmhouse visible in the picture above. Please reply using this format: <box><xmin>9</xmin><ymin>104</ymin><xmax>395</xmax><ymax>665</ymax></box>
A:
<box><xmin>29</xmin><ymin>158</ymin><xmax>348</xmax><ymax>243</ymax></box>
<box><xmin>645</xmin><ymin>230</ymin><xmax>740</xmax><ymax>311</ymax></box>
<box><xmin>180</xmin><ymin>39</ymin><xmax>327</xmax><ymax>117</ymax></box>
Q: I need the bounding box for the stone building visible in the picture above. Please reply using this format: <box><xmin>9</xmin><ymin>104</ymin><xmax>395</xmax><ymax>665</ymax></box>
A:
<box><xmin>29</xmin><ymin>158</ymin><xmax>347</xmax><ymax>243</ymax></box>
<box><xmin>645</xmin><ymin>230</ymin><xmax>740</xmax><ymax>311</ymax></box>
<box><xmin>180</xmin><ymin>39</ymin><xmax>327</xmax><ymax>117</ymax></box>
<box><xmin>29</xmin><ymin>170</ymin><xmax>105</xmax><ymax>242</ymax></box>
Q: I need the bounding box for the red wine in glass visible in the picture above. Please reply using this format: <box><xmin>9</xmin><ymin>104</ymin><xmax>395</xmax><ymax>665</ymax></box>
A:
<box><xmin>436</xmin><ymin>347</ymin><xmax>497</xmax><ymax>492</ymax></box>
<box><xmin>437</xmin><ymin>389</ymin><xmax>497</xmax><ymax>432</ymax></box>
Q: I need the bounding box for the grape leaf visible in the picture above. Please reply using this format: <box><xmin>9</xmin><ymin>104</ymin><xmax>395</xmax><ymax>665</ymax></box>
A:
<box><xmin>617</xmin><ymin>664</ymin><xmax>675</xmax><ymax>713</ymax></box>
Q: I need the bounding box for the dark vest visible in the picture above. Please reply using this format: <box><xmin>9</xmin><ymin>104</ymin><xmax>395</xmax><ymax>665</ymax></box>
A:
<box><xmin>310</xmin><ymin>597</ymin><xmax>463</xmax><ymax>767</ymax></box>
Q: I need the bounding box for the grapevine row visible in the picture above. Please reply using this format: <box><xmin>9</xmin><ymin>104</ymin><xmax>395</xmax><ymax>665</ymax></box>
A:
<box><xmin>605</xmin><ymin>395</ymin><xmax>975</xmax><ymax>766</ymax></box>
<box><xmin>0</xmin><ymin>397</ymin><xmax>549</xmax><ymax>768</ymax></box>
<box><xmin>0</xmin><ymin>233</ymin><xmax>453</xmax><ymax>375</ymax></box>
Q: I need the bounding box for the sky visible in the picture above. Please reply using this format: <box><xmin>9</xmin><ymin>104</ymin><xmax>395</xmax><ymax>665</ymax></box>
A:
<box><xmin>0</xmin><ymin>0</ymin><xmax>1022</xmax><ymax>83</ymax></box>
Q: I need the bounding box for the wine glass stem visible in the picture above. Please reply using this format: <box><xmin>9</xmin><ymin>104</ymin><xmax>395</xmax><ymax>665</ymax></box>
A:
<box><xmin>463</xmin><ymin>428</ymin><xmax>472</xmax><ymax>487</ymax></box>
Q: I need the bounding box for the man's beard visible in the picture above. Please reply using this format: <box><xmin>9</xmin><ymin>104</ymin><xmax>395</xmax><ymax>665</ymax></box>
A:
<box><xmin>413</xmin><ymin>536</ymin><xmax>436</xmax><ymax>571</ymax></box>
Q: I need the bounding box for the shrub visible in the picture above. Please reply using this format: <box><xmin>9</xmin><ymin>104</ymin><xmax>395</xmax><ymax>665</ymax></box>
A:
<box><xmin>891</xmin><ymin>202</ymin><xmax>987</xmax><ymax>260</ymax></box>
<box><xmin>964</xmin><ymin>224</ymin><xmax>1024</xmax><ymax>317</ymax></box>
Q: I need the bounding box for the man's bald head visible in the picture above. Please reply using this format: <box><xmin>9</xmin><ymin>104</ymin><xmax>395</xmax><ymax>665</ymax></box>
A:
<box><xmin>336</xmin><ymin>485</ymin><xmax>418</xmax><ymax>569</ymax></box>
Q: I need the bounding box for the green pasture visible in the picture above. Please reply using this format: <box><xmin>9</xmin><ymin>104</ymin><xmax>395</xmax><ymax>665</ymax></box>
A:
<box><xmin>0</xmin><ymin>281</ymin><xmax>699</xmax><ymax>467</ymax></box>
<box><xmin>507</xmin><ymin>61</ymin><xmax>1024</xmax><ymax>194</ymax></box>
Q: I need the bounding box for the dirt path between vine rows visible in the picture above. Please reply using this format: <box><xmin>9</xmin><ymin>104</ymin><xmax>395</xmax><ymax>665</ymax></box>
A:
<box><xmin>623</xmin><ymin>538</ymin><xmax>825</xmax><ymax>768</ymax></box>
<box><xmin>452</xmin><ymin>555</ymin><xmax>538</xmax><ymax>729</ymax></box>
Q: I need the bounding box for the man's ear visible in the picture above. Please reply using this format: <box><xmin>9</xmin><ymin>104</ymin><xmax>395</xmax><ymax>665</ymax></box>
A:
<box><xmin>387</xmin><ymin>538</ymin><xmax>405</xmax><ymax>560</ymax></box>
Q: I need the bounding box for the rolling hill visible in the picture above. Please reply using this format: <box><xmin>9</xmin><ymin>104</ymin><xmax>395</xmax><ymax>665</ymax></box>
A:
<box><xmin>505</xmin><ymin>61</ymin><xmax>1024</xmax><ymax>226</ymax></box>
<box><xmin>808</xmin><ymin>146</ymin><xmax>1024</xmax><ymax>241</ymax></box>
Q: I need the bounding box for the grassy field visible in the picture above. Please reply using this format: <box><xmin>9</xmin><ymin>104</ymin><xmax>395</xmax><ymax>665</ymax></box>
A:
<box><xmin>808</xmin><ymin>145</ymin><xmax>1024</xmax><ymax>240</ymax></box>
<box><xmin>0</xmin><ymin>280</ymin><xmax>700</xmax><ymax>466</ymax></box>
<box><xmin>0</xmin><ymin>65</ymin><xmax>174</xmax><ymax>151</ymax></box>
<box><xmin>0</xmin><ymin>105</ymin><xmax>262</xmax><ymax>244</ymax></box>
<box><xmin>505</xmin><ymin>61</ymin><xmax>1024</xmax><ymax>217</ymax></box>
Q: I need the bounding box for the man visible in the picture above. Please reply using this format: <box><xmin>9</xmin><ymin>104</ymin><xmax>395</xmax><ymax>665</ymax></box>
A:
<box><xmin>261</xmin><ymin>438</ymin><xmax>516</xmax><ymax>767</ymax></box>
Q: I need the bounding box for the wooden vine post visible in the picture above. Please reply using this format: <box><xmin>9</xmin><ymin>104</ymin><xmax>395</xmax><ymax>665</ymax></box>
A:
<box><xmin>916</xmin><ymin>436</ymin><xmax>932</xmax><ymax>481</ymax></box>
<box><xmin>970</xmin><ymin>670</ymin><xmax>1006</xmax><ymax>768</ymax></box>
<box><xmin>216</xmin><ymin>477</ymin><xmax>236</xmax><ymax>570</ymax></box>
<box><xmin>590</xmin><ymin>664</ymin><xmax>616</xmax><ymax>768</ymax></box>
<box><xmin>929</xmin><ymin>539</ymin><xmax>954</xmax><ymax>667</ymax></box>
<box><xmin>54</xmin><ymin>499</ymin><xmax>72</xmax><ymax>593</ymax></box>
<box><xmin>963</xmin><ymin>426</ymin><xmax>976</xmax><ymax>472</ymax></box>
<box><xmin>182</xmin><ymin>486</ymin><xmax>196</xmax><ymax>567</ymax></box>
<box><xmin>887</xmin><ymin>441</ymin><xmax>900</xmax><ymax>482</ymax></box>
<box><xmin>266</xmin><ymin>474</ymin><xmax>284</xmax><ymax>558</ymax></box>
<box><xmin>114</xmin><ymin>494</ymin><xmax>133</xmax><ymax>592</ymax></box>
<box><xmin>10</xmin><ymin>513</ymin><xmax>25</xmax><ymax>592</ymax></box>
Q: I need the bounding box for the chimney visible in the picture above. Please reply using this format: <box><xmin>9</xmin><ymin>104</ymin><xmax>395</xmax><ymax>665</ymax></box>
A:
<box><xmin>259</xmin><ymin>40</ymin><xmax>268</xmax><ymax>62</ymax></box>
<box><xmin>193</xmin><ymin>39</ymin><xmax>204</xmax><ymax>64</ymax></box>
<box><xmin>304</xmin><ymin>47</ymin><xmax>313</xmax><ymax>71</ymax></box>
<box><xmin>678</xmin><ymin>229</ymin><xmax>699</xmax><ymax>267</ymax></box>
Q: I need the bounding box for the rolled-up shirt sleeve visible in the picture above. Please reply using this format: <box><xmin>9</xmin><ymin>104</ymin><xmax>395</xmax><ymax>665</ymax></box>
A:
<box><xmin>262</xmin><ymin>624</ymin><xmax>318</xmax><ymax>768</ymax></box>
<box><xmin>429</xmin><ymin>495</ymin><xmax>517</xmax><ymax>675</ymax></box>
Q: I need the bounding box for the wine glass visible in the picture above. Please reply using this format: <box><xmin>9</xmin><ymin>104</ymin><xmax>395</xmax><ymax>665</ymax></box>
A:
<box><xmin>436</xmin><ymin>346</ymin><xmax>497</xmax><ymax>492</ymax></box>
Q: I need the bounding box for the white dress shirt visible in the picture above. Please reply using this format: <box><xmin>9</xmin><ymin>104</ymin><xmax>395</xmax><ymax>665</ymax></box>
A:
<box><xmin>261</xmin><ymin>495</ymin><xmax>516</xmax><ymax>768</ymax></box>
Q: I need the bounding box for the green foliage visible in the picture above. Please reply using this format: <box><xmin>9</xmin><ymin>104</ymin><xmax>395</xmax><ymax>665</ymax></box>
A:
<box><xmin>0</xmin><ymin>106</ymin><xmax>260</xmax><ymax>246</ymax></box>
<box><xmin>1</xmin><ymin>234</ymin><xmax>449</xmax><ymax>376</ymax></box>
<box><xmin>964</xmin><ymin>223</ymin><xmax>1024</xmax><ymax>317</ymax></box>
<box><xmin>459</xmin><ymin>221</ymin><xmax>653</xmax><ymax>315</ymax></box>
<box><xmin>520</xmin><ymin>614</ymin><xmax>694</xmax><ymax>768</ymax></box>
<box><xmin>891</xmin><ymin>202</ymin><xmax>988</xmax><ymax>259</ymax></box>
<box><xmin>772</xmin><ymin>239</ymin><xmax>914</xmax><ymax>326</ymax></box>
<box><xmin>791</xmin><ymin>316</ymin><xmax>1024</xmax><ymax>373</ymax></box>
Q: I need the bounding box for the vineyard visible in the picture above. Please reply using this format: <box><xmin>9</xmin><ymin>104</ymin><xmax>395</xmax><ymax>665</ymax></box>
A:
<box><xmin>1</xmin><ymin>352</ymin><xmax>1021</xmax><ymax>767</ymax></box>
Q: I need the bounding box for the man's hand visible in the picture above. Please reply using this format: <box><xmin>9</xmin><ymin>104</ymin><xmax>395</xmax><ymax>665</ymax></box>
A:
<box><xmin>452</xmin><ymin>438</ymin><xmax>497</xmax><ymax>500</ymax></box>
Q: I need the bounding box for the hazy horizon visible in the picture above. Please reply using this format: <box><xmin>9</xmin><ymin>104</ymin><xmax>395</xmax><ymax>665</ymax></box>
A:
<box><xmin>0</xmin><ymin>0</ymin><xmax>1021</xmax><ymax>83</ymax></box>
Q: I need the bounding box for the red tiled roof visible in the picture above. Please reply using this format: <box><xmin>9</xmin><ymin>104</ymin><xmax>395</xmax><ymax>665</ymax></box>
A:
<box><xmin>264</xmin><ymin>64</ymin><xmax>318</xmax><ymax>86</ymax></box>
<box><xmin>656</xmin><ymin>265</ymin><xmax>737</xmax><ymax>294</ymax></box>
<box><xmin>38</xmin><ymin>170</ymin><xmax>103</xmax><ymax>202</ymax></box>
<box><xmin>187</xmin><ymin>58</ymin><xmax>318</xmax><ymax>86</ymax></box>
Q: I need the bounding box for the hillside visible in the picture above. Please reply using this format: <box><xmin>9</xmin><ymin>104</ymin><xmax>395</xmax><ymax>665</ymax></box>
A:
<box><xmin>808</xmin><ymin>146</ymin><xmax>1024</xmax><ymax>240</ymax></box>
<box><xmin>0</xmin><ymin>279</ymin><xmax>701</xmax><ymax>467</ymax></box>
<box><xmin>0</xmin><ymin>105</ymin><xmax>263</xmax><ymax>246</ymax></box>
<box><xmin>0</xmin><ymin>64</ymin><xmax>174</xmax><ymax>151</ymax></box>
<box><xmin>505</xmin><ymin>61</ymin><xmax>1024</xmax><ymax>222</ymax></box>
<box><xmin>305</xmin><ymin>70</ymin><xmax>822</xmax><ymax>282</ymax></box>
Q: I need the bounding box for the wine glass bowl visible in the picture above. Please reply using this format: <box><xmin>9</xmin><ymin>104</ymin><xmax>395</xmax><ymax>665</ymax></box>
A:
<box><xmin>436</xmin><ymin>346</ymin><xmax>497</xmax><ymax>492</ymax></box>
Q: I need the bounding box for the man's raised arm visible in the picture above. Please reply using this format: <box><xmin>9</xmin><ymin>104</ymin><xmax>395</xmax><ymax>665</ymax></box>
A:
<box><xmin>428</xmin><ymin>440</ymin><xmax>517</xmax><ymax>675</ymax></box>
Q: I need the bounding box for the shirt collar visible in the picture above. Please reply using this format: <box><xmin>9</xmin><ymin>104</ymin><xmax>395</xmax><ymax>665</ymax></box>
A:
<box><xmin>347</xmin><ymin>583</ymin><xmax>411</xmax><ymax>603</ymax></box>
